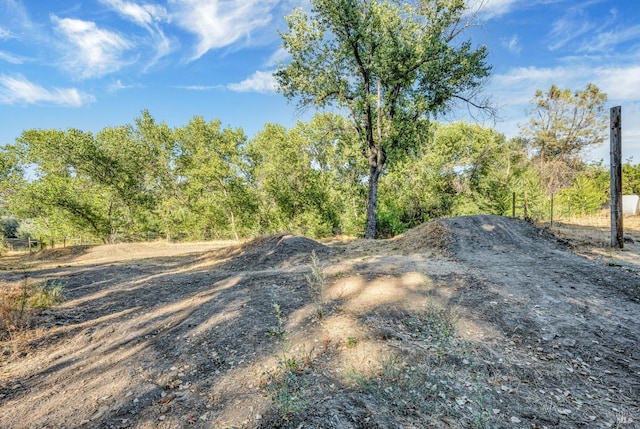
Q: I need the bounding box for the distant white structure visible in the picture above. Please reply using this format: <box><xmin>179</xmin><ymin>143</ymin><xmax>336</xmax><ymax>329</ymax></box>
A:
<box><xmin>623</xmin><ymin>195</ymin><xmax>640</xmax><ymax>216</ymax></box>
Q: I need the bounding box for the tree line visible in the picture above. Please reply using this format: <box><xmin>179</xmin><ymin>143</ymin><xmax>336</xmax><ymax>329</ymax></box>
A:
<box><xmin>1</xmin><ymin>0</ymin><xmax>636</xmax><ymax>245</ymax></box>
<box><xmin>1</xmin><ymin>102</ymin><xmax>636</xmax><ymax>245</ymax></box>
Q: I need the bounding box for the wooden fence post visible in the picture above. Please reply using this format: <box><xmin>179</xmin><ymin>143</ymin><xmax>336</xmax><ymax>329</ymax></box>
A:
<box><xmin>512</xmin><ymin>192</ymin><xmax>516</xmax><ymax>218</ymax></box>
<box><xmin>610</xmin><ymin>106</ymin><xmax>623</xmax><ymax>248</ymax></box>
<box><xmin>550</xmin><ymin>194</ymin><xmax>554</xmax><ymax>227</ymax></box>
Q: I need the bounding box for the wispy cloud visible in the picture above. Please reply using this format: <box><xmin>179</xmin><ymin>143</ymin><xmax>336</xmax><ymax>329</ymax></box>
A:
<box><xmin>99</xmin><ymin>0</ymin><xmax>167</xmax><ymax>26</ymax></box>
<box><xmin>266</xmin><ymin>47</ymin><xmax>290</xmax><ymax>67</ymax></box>
<box><xmin>548</xmin><ymin>10</ymin><xmax>598</xmax><ymax>51</ymax></box>
<box><xmin>228</xmin><ymin>70</ymin><xmax>276</xmax><ymax>93</ymax></box>
<box><xmin>0</xmin><ymin>0</ymin><xmax>34</xmax><ymax>32</ymax></box>
<box><xmin>51</xmin><ymin>15</ymin><xmax>133</xmax><ymax>79</ymax></box>
<box><xmin>472</xmin><ymin>0</ymin><xmax>519</xmax><ymax>20</ymax></box>
<box><xmin>578</xmin><ymin>24</ymin><xmax>640</xmax><ymax>54</ymax></box>
<box><xmin>594</xmin><ymin>65</ymin><xmax>640</xmax><ymax>100</ymax></box>
<box><xmin>501</xmin><ymin>34</ymin><xmax>521</xmax><ymax>54</ymax></box>
<box><xmin>100</xmin><ymin>0</ymin><xmax>173</xmax><ymax>67</ymax></box>
<box><xmin>473</xmin><ymin>0</ymin><xmax>569</xmax><ymax>21</ymax></box>
<box><xmin>546</xmin><ymin>3</ymin><xmax>634</xmax><ymax>53</ymax></box>
<box><xmin>175</xmin><ymin>84</ymin><xmax>225</xmax><ymax>91</ymax></box>
<box><xmin>0</xmin><ymin>75</ymin><xmax>95</xmax><ymax>106</ymax></box>
<box><xmin>107</xmin><ymin>79</ymin><xmax>141</xmax><ymax>93</ymax></box>
<box><xmin>0</xmin><ymin>50</ymin><xmax>25</xmax><ymax>64</ymax></box>
<box><xmin>0</xmin><ymin>26</ymin><xmax>13</xmax><ymax>39</ymax></box>
<box><xmin>169</xmin><ymin>0</ymin><xmax>278</xmax><ymax>60</ymax></box>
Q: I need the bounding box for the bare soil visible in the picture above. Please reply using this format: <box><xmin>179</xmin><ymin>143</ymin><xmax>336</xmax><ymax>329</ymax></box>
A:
<box><xmin>0</xmin><ymin>215</ymin><xmax>639</xmax><ymax>429</ymax></box>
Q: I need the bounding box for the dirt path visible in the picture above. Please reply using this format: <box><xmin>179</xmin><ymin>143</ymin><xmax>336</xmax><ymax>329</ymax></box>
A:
<box><xmin>0</xmin><ymin>217</ymin><xmax>638</xmax><ymax>428</ymax></box>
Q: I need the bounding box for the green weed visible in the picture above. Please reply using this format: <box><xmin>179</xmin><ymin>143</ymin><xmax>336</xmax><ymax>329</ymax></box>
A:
<box><xmin>263</xmin><ymin>290</ymin><xmax>309</xmax><ymax>420</ymax></box>
<box><xmin>265</xmin><ymin>292</ymin><xmax>287</xmax><ymax>338</ymax></box>
<box><xmin>305</xmin><ymin>250</ymin><xmax>327</xmax><ymax>318</ymax></box>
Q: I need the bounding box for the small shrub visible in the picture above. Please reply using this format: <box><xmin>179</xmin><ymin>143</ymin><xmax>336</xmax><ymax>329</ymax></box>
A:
<box><xmin>29</xmin><ymin>280</ymin><xmax>64</xmax><ymax>310</ymax></box>
<box><xmin>1</xmin><ymin>273</ymin><xmax>64</xmax><ymax>341</ymax></box>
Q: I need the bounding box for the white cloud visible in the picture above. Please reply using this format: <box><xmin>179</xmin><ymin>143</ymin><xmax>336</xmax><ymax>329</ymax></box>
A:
<box><xmin>494</xmin><ymin>64</ymin><xmax>640</xmax><ymax>104</ymax></box>
<box><xmin>107</xmin><ymin>79</ymin><xmax>142</xmax><ymax>92</ymax></box>
<box><xmin>266</xmin><ymin>47</ymin><xmax>290</xmax><ymax>66</ymax></box>
<box><xmin>99</xmin><ymin>0</ymin><xmax>167</xmax><ymax>26</ymax></box>
<box><xmin>578</xmin><ymin>24</ymin><xmax>640</xmax><ymax>54</ymax></box>
<box><xmin>227</xmin><ymin>70</ymin><xmax>276</xmax><ymax>93</ymax></box>
<box><xmin>470</xmin><ymin>0</ymin><xmax>518</xmax><ymax>20</ymax></box>
<box><xmin>472</xmin><ymin>0</ymin><xmax>569</xmax><ymax>21</ymax></box>
<box><xmin>51</xmin><ymin>15</ymin><xmax>133</xmax><ymax>79</ymax></box>
<box><xmin>0</xmin><ymin>75</ymin><xmax>95</xmax><ymax>106</ymax></box>
<box><xmin>0</xmin><ymin>50</ymin><xmax>24</xmax><ymax>64</ymax></box>
<box><xmin>0</xmin><ymin>1</ymin><xmax>33</xmax><ymax>31</ymax></box>
<box><xmin>594</xmin><ymin>66</ymin><xmax>640</xmax><ymax>101</ymax></box>
<box><xmin>548</xmin><ymin>13</ymin><xmax>597</xmax><ymax>51</ymax></box>
<box><xmin>169</xmin><ymin>0</ymin><xmax>278</xmax><ymax>60</ymax></box>
<box><xmin>100</xmin><ymin>0</ymin><xmax>173</xmax><ymax>67</ymax></box>
<box><xmin>501</xmin><ymin>34</ymin><xmax>521</xmax><ymax>54</ymax></box>
<box><xmin>0</xmin><ymin>26</ymin><xmax>13</xmax><ymax>39</ymax></box>
<box><xmin>175</xmin><ymin>84</ymin><xmax>225</xmax><ymax>91</ymax></box>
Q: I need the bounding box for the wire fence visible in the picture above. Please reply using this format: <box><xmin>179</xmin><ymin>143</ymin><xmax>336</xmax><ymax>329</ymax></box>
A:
<box><xmin>510</xmin><ymin>191</ymin><xmax>640</xmax><ymax>231</ymax></box>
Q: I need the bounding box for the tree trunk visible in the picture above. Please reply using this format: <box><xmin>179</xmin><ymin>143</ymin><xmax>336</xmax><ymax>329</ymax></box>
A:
<box><xmin>365</xmin><ymin>166</ymin><xmax>380</xmax><ymax>239</ymax></box>
<box><xmin>218</xmin><ymin>179</ymin><xmax>239</xmax><ymax>242</ymax></box>
<box><xmin>364</xmin><ymin>79</ymin><xmax>386</xmax><ymax>239</ymax></box>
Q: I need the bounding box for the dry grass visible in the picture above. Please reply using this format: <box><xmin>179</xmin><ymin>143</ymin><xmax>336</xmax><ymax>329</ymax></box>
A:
<box><xmin>391</xmin><ymin>220</ymin><xmax>451</xmax><ymax>254</ymax></box>
<box><xmin>544</xmin><ymin>212</ymin><xmax>640</xmax><ymax>272</ymax></box>
<box><xmin>548</xmin><ymin>212</ymin><xmax>640</xmax><ymax>245</ymax></box>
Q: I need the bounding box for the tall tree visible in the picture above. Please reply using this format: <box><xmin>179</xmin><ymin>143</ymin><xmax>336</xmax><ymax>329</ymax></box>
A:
<box><xmin>276</xmin><ymin>0</ymin><xmax>491</xmax><ymax>238</ymax></box>
<box><xmin>520</xmin><ymin>83</ymin><xmax>608</xmax><ymax>193</ymax></box>
<box><xmin>174</xmin><ymin>117</ymin><xmax>254</xmax><ymax>240</ymax></box>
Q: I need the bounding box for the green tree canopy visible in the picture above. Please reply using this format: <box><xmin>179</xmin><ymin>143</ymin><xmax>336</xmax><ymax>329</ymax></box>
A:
<box><xmin>276</xmin><ymin>0</ymin><xmax>491</xmax><ymax>238</ymax></box>
<box><xmin>378</xmin><ymin>122</ymin><xmax>533</xmax><ymax>235</ymax></box>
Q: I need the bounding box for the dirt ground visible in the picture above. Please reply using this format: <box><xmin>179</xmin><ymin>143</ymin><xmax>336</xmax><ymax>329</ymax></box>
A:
<box><xmin>0</xmin><ymin>215</ymin><xmax>638</xmax><ymax>429</ymax></box>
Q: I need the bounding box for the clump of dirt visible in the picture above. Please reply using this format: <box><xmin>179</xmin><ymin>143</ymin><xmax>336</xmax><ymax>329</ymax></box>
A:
<box><xmin>391</xmin><ymin>219</ymin><xmax>451</xmax><ymax>254</ymax></box>
<box><xmin>206</xmin><ymin>232</ymin><xmax>332</xmax><ymax>271</ymax></box>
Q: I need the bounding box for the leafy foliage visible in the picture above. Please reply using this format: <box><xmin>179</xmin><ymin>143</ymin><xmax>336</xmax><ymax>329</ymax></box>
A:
<box><xmin>623</xmin><ymin>161</ymin><xmax>640</xmax><ymax>195</ymax></box>
<box><xmin>377</xmin><ymin>122</ymin><xmax>533</xmax><ymax>236</ymax></box>
<box><xmin>276</xmin><ymin>0</ymin><xmax>491</xmax><ymax>237</ymax></box>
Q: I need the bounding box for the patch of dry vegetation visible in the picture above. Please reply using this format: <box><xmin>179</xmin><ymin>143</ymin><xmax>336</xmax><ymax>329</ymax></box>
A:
<box><xmin>391</xmin><ymin>219</ymin><xmax>451</xmax><ymax>254</ymax></box>
<box><xmin>546</xmin><ymin>213</ymin><xmax>640</xmax><ymax>272</ymax></box>
<box><xmin>1</xmin><ymin>272</ymin><xmax>64</xmax><ymax>344</ymax></box>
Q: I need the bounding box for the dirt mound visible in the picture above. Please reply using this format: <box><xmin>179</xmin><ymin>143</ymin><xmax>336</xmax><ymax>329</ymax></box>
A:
<box><xmin>214</xmin><ymin>233</ymin><xmax>332</xmax><ymax>271</ymax></box>
<box><xmin>29</xmin><ymin>245</ymin><xmax>92</xmax><ymax>261</ymax></box>
<box><xmin>440</xmin><ymin>214</ymin><xmax>568</xmax><ymax>255</ymax></box>
<box><xmin>391</xmin><ymin>219</ymin><xmax>451</xmax><ymax>254</ymax></box>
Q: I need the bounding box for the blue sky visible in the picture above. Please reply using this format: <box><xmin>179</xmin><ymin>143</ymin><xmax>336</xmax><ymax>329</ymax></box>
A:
<box><xmin>1</xmin><ymin>0</ymin><xmax>639</xmax><ymax>163</ymax></box>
